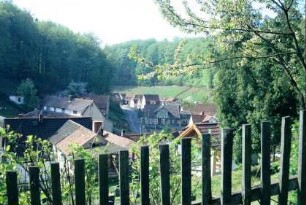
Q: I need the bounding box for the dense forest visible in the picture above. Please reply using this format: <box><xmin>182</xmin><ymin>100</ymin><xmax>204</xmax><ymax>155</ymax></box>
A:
<box><xmin>104</xmin><ymin>37</ymin><xmax>215</xmax><ymax>87</ymax></box>
<box><xmin>0</xmin><ymin>1</ymin><xmax>113</xmax><ymax>96</ymax></box>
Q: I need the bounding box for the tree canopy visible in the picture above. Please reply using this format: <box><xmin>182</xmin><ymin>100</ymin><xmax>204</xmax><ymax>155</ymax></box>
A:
<box><xmin>0</xmin><ymin>1</ymin><xmax>113</xmax><ymax>95</ymax></box>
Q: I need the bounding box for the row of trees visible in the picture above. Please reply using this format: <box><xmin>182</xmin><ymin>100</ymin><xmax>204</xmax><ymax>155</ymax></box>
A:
<box><xmin>104</xmin><ymin>37</ymin><xmax>215</xmax><ymax>87</ymax></box>
<box><xmin>0</xmin><ymin>1</ymin><xmax>113</xmax><ymax>95</ymax></box>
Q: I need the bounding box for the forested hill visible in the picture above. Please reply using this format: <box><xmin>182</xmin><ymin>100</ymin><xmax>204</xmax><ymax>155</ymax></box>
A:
<box><xmin>104</xmin><ymin>37</ymin><xmax>215</xmax><ymax>87</ymax></box>
<box><xmin>0</xmin><ymin>1</ymin><xmax>113</xmax><ymax>95</ymax></box>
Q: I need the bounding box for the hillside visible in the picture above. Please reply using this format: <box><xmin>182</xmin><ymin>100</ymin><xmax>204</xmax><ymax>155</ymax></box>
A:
<box><xmin>112</xmin><ymin>85</ymin><xmax>214</xmax><ymax>103</ymax></box>
<box><xmin>104</xmin><ymin>38</ymin><xmax>216</xmax><ymax>88</ymax></box>
<box><xmin>0</xmin><ymin>1</ymin><xmax>113</xmax><ymax>96</ymax></box>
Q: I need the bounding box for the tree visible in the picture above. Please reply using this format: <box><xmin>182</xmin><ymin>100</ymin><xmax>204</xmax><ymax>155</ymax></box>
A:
<box><xmin>154</xmin><ymin>0</ymin><xmax>306</xmax><ymax>108</ymax></box>
<box><xmin>66</xmin><ymin>80</ymin><xmax>88</xmax><ymax>97</ymax></box>
<box><xmin>17</xmin><ymin>78</ymin><xmax>39</xmax><ymax>110</ymax></box>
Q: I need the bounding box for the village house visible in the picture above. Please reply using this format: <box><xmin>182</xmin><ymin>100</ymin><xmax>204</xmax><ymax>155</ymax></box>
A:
<box><xmin>49</xmin><ymin>120</ymin><xmax>135</xmax><ymax>173</ymax></box>
<box><xmin>42</xmin><ymin>95</ymin><xmax>113</xmax><ymax>131</ymax></box>
<box><xmin>3</xmin><ymin>116</ymin><xmax>93</xmax><ymax>155</ymax></box>
<box><xmin>140</xmin><ymin>94</ymin><xmax>160</xmax><ymax>109</ymax></box>
<box><xmin>84</xmin><ymin>94</ymin><xmax>110</xmax><ymax>117</ymax></box>
<box><xmin>141</xmin><ymin>102</ymin><xmax>191</xmax><ymax>131</ymax></box>
<box><xmin>129</xmin><ymin>94</ymin><xmax>143</xmax><ymax>109</ymax></box>
<box><xmin>187</xmin><ymin>103</ymin><xmax>217</xmax><ymax>124</ymax></box>
<box><xmin>9</xmin><ymin>95</ymin><xmax>24</xmax><ymax>105</ymax></box>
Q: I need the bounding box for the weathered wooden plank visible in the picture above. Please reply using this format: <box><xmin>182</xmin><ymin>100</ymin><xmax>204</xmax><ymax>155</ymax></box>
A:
<box><xmin>99</xmin><ymin>154</ymin><xmax>109</xmax><ymax>205</ymax></box>
<box><xmin>140</xmin><ymin>146</ymin><xmax>150</xmax><ymax>205</ymax></box>
<box><xmin>74</xmin><ymin>159</ymin><xmax>85</xmax><ymax>205</ymax></box>
<box><xmin>192</xmin><ymin>176</ymin><xmax>299</xmax><ymax>205</ymax></box>
<box><xmin>181</xmin><ymin>138</ymin><xmax>192</xmax><ymax>205</ymax></box>
<box><xmin>202</xmin><ymin>134</ymin><xmax>212</xmax><ymax>205</ymax></box>
<box><xmin>6</xmin><ymin>171</ymin><xmax>19</xmax><ymax>205</ymax></box>
<box><xmin>278</xmin><ymin>116</ymin><xmax>291</xmax><ymax>205</ymax></box>
<box><xmin>159</xmin><ymin>144</ymin><xmax>170</xmax><ymax>205</ymax></box>
<box><xmin>221</xmin><ymin>128</ymin><xmax>233</xmax><ymax>205</ymax></box>
<box><xmin>242</xmin><ymin>124</ymin><xmax>251</xmax><ymax>205</ymax></box>
<box><xmin>29</xmin><ymin>166</ymin><xmax>41</xmax><ymax>205</ymax></box>
<box><xmin>119</xmin><ymin>150</ymin><xmax>130</xmax><ymax>205</ymax></box>
<box><xmin>298</xmin><ymin>110</ymin><xmax>306</xmax><ymax>205</ymax></box>
<box><xmin>261</xmin><ymin>121</ymin><xmax>271</xmax><ymax>205</ymax></box>
<box><xmin>51</xmin><ymin>163</ymin><xmax>62</xmax><ymax>205</ymax></box>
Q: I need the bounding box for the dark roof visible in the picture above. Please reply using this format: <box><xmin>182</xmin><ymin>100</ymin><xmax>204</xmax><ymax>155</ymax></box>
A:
<box><xmin>143</xmin><ymin>94</ymin><xmax>160</xmax><ymax>102</ymax></box>
<box><xmin>85</xmin><ymin>95</ymin><xmax>109</xmax><ymax>111</ymax></box>
<box><xmin>155</xmin><ymin>104</ymin><xmax>181</xmax><ymax>119</ymax></box>
<box><xmin>142</xmin><ymin>104</ymin><xmax>160</xmax><ymax>118</ymax></box>
<box><xmin>43</xmin><ymin>95</ymin><xmax>93</xmax><ymax>113</ymax></box>
<box><xmin>190</xmin><ymin>114</ymin><xmax>205</xmax><ymax>124</ymax></box>
<box><xmin>23</xmin><ymin>110</ymin><xmax>71</xmax><ymax>118</ymax></box>
<box><xmin>50</xmin><ymin>120</ymin><xmax>107</xmax><ymax>155</ymax></box>
<box><xmin>4</xmin><ymin>116</ymin><xmax>92</xmax><ymax>155</ymax></box>
<box><xmin>189</xmin><ymin>103</ymin><xmax>217</xmax><ymax>116</ymax></box>
<box><xmin>49</xmin><ymin>120</ymin><xmax>82</xmax><ymax>145</ymax></box>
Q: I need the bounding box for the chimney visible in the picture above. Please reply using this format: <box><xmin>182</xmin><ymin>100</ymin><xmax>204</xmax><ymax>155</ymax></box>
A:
<box><xmin>93</xmin><ymin>121</ymin><xmax>103</xmax><ymax>136</ymax></box>
<box><xmin>121</xmin><ymin>129</ymin><xmax>125</xmax><ymax>137</ymax></box>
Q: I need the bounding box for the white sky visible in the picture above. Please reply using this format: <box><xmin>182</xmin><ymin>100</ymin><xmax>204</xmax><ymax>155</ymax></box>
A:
<box><xmin>12</xmin><ymin>0</ymin><xmax>195</xmax><ymax>46</ymax></box>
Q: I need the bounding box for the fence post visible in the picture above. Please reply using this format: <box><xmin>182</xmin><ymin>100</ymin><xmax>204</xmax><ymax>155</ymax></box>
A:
<box><xmin>29</xmin><ymin>166</ymin><xmax>41</xmax><ymax>205</ymax></box>
<box><xmin>159</xmin><ymin>144</ymin><xmax>170</xmax><ymax>205</ymax></box>
<box><xmin>298</xmin><ymin>110</ymin><xmax>306</xmax><ymax>204</ymax></box>
<box><xmin>242</xmin><ymin>124</ymin><xmax>251</xmax><ymax>205</ymax></box>
<box><xmin>99</xmin><ymin>154</ymin><xmax>109</xmax><ymax>205</ymax></box>
<box><xmin>140</xmin><ymin>146</ymin><xmax>150</xmax><ymax>205</ymax></box>
<box><xmin>221</xmin><ymin>128</ymin><xmax>233</xmax><ymax>205</ymax></box>
<box><xmin>202</xmin><ymin>134</ymin><xmax>212</xmax><ymax>205</ymax></box>
<box><xmin>51</xmin><ymin>163</ymin><xmax>62</xmax><ymax>205</ymax></box>
<box><xmin>74</xmin><ymin>159</ymin><xmax>85</xmax><ymax>205</ymax></box>
<box><xmin>6</xmin><ymin>171</ymin><xmax>19</xmax><ymax>205</ymax></box>
<box><xmin>261</xmin><ymin>122</ymin><xmax>271</xmax><ymax>205</ymax></box>
<box><xmin>181</xmin><ymin>138</ymin><xmax>191</xmax><ymax>205</ymax></box>
<box><xmin>278</xmin><ymin>117</ymin><xmax>292</xmax><ymax>205</ymax></box>
<box><xmin>119</xmin><ymin>150</ymin><xmax>130</xmax><ymax>205</ymax></box>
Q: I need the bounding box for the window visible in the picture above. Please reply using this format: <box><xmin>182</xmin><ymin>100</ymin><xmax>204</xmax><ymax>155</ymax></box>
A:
<box><xmin>73</xmin><ymin>110</ymin><xmax>77</xmax><ymax>114</ymax></box>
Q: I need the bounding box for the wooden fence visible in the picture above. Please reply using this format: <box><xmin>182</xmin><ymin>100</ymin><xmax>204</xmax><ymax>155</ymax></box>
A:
<box><xmin>5</xmin><ymin>111</ymin><xmax>306</xmax><ymax>205</ymax></box>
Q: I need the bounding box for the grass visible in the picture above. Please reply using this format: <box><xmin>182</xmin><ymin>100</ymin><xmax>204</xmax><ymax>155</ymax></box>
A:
<box><xmin>111</xmin><ymin>85</ymin><xmax>214</xmax><ymax>103</ymax></box>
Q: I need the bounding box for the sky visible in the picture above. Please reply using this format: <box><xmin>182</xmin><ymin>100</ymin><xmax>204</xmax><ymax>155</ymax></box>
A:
<box><xmin>12</xmin><ymin>0</ymin><xmax>195</xmax><ymax>46</ymax></box>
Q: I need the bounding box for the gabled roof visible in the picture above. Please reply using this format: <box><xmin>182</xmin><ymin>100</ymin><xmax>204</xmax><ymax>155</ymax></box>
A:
<box><xmin>4</xmin><ymin>116</ymin><xmax>92</xmax><ymax>155</ymax></box>
<box><xmin>142</xmin><ymin>104</ymin><xmax>160</xmax><ymax>118</ymax></box>
<box><xmin>85</xmin><ymin>94</ymin><xmax>109</xmax><ymax>111</ymax></box>
<box><xmin>189</xmin><ymin>103</ymin><xmax>217</xmax><ymax>116</ymax></box>
<box><xmin>50</xmin><ymin>120</ymin><xmax>106</xmax><ymax>155</ymax></box>
<box><xmin>155</xmin><ymin>104</ymin><xmax>181</xmax><ymax>119</ymax></box>
<box><xmin>143</xmin><ymin>94</ymin><xmax>160</xmax><ymax>102</ymax></box>
<box><xmin>178</xmin><ymin>122</ymin><xmax>221</xmax><ymax>150</ymax></box>
<box><xmin>103</xmin><ymin>131</ymin><xmax>135</xmax><ymax>150</ymax></box>
<box><xmin>43</xmin><ymin>95</ymin><xmax>93</xmax><ymax>113</ymax></box>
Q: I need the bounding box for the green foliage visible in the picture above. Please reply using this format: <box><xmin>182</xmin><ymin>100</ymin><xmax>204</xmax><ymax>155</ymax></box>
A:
<box><xmin>17</xmin><ymin>78</ymin><xmax>39</xmax><ymax>110</ymax></box>
<box><xmin>0</xmin><ymin>1</ymin><xmax>113</xmax><ymax>95</ymax></box>
<box><xmin>130</xmin><ymin>131</ymin><xmax>201</xmax><ymax>204</ymax></box>
<box><xmin>105</xmin><ymin>37</ymin><xmax>215</xmax><ymax>87</ymax></box>
<box><xmin>0</xmin><ymin>127</ymin><xmax>55</xmax><ymax>204</ymax></box>
<box><xmin>66</xmin><ymin>81</ymin><xmax>88</xmax><ymax>97</ymax></box>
